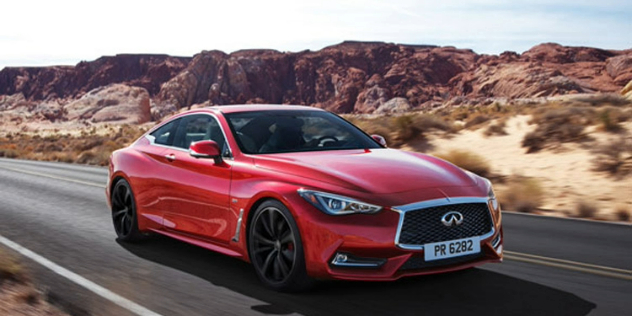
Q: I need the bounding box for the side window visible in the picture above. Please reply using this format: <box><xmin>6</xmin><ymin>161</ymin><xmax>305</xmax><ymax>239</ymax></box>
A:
<box><xmin>173</xmin><ymin>115</ymin><xmax>229</xmax><ymax>156</ymax></box>
<box><xmin>150</xmin><ymin>119</ymin><xmax>179</xmax><ymax>146</ymax></box>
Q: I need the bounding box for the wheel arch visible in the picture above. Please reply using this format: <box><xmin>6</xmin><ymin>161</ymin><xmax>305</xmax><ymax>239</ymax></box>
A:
<box><xmin>244</xmin><ymin>196</ymin><xmax>280</xmax><ymax>262</ymax></box>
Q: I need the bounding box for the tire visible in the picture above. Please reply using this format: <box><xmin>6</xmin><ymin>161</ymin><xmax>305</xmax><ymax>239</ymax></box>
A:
<box><xmin>248</xmin><ymin>200</ymin><xmax>313</xmax><ymax>292</ymax></box>
<box><xmin>111</xmin><ymin>179</ymin><xmax>143</xmax><ymax>242</ymax></box>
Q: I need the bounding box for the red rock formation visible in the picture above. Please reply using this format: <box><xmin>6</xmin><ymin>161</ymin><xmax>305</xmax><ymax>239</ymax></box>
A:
<box><xmin>1</xmin><ymin>41</ymin><xmax>631</xmax><ymax>120</ymax></box>
<box><xmin>154</xmin><ymin>42</ymin><xmax>479</xmax><ymax>114</ymax></box>
<box><xmin>0</xmin><ymin>54</ymin><xmax>191</xmax><ymax>100</ymax></box>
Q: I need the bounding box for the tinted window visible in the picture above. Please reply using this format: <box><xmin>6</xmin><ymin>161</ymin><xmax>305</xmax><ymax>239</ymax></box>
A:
<box><xmin>150</xmin><ymin>119</ymin><xmax>179</xmax><ymax>146</ymax></box>
<box><xmin>225</xmin><ymin>110</ymin><xmax>380</xmax><ymax>154</ymax></box>
<box><xmin>173</xmin><ymin>115</ymin><xmax>229</xmax><ymax>156</ymax></box>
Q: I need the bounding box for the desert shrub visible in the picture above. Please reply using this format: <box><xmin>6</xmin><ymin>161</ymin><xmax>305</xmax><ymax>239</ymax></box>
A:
<box><xmin>615</xmin><ymin>207</ymin><xmax>631</xmax><ymax>222</ymax></box>
<box><xmin>464</xmin><ymin>114</ymin><xmax>490</xmax><ymax>128</ymax></box>
<box><xmin>576</xmin><ymin>201</ymin><xmax>598</xmax><ymax>218</ymax></box>
<box><xmin>91</xmin><ymin>150</ymin><xmax>112</xmax><ymax>166</ymax></box>
<box><xmin>76</xmin><ymin>147</ymin><xmax>113</xmax><ymax>166</ymax></box>
<box><xmin>435</xmin><ymin>149</ymin><xmax>491</xmax><ymax>178</ymax></box>
<box><xmin>416</xmin><ymin>114</ymin><xmax>455</xmax><ymax>133</ymax></box>
<box><xmin>448</xmin><ymin>106</ymin><xmax>472</xmax><ymax>121</ymax></box>
<box><xmin>352</xmin><ymin>119</ymin><xmax>394</xmax><ymax>146</ymax></box>
<box><xmin>484</xmin><ymin>120</ymin><xmax>508</xmax><ymax>136</ymax></box>
<box><xmin>347</xmin><ymin>113</ymin><xmax>454</xmax><ymax>147</ymax></box>
<box><xmin>34</xmin><ymin>142</ymin><xmax>64</xmax><ymax>153</ymax></box>
<box><xmin>597</xmin><ymin>109</ymin><xmax>624</xmax><ymax>133</ymax></box>
<box><xmin>591</xmin><ymin>136</ymin><xmax>632</xmax><ymax>177</ymax></box>
<box><xmin>499</xmin><ymin>177</ymin><xmax>544</xmax><ymax>213</ymax></box>
<box><xmin>393</xmin><ymin>115</ymin><xmax>420</xmax><ymax>142</ymax></box>
<box><xmin>50</xmin><ymin>152</ymin><xmax>74</xmax><ymax>163</ymax></box>
<box><xmin>0</xmin><ymin>148</ymin><xmax>19</xmax><ymax>158</ymax></box>
<box><xmin>522</xmin><ymin>107</ymin><xmax>593</xmax><ymax>153</ymax></box>
<box><xmin>72</xmin><ymin>138</ymin><xmax>104</xmax><ymax>151</ymax></box>
<box><xmin>575</xmin><ymin>93</ymin><xmax>632</xmax><ymax>107</ymax></box>
<box><xmin>76</xmin><ymin>151</ymin><xmax>96</xmax><ymax>164</ymax></box>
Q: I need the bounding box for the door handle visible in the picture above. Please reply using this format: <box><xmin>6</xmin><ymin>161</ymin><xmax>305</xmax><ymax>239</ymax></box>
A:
<box><xmin>165</xmin><ymin>154</ymin><xmax>176</xmax><ymax>161</ymax></box>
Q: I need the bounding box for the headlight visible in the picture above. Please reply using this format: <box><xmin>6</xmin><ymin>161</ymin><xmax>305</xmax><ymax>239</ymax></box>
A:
<box><xmin>297</xmin><ymin>189</ymin><xmax>382</xmax><ymax>215</ymax></box>
<box><xmin>484</xmin><ymin>179</ymin><xmax>500</xmax><ymax>211</ymax></box>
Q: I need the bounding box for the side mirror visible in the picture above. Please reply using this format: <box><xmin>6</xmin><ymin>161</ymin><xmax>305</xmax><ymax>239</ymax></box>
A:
<box><xmin>189</xmin><ymin>140</ymin><xmax>222</xmax><ymax>164</ymax></box>
<box><xmin>371</xmin><ymin>134</ymin><xmax>387</xmax><ymax>147</ymax></box>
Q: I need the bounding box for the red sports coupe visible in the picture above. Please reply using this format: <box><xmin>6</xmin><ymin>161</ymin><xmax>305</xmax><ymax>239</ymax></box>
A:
<box><xmin>106</xmin><ymin>105</ymin><xmax>503</xmax><ymax>291</ymax></box>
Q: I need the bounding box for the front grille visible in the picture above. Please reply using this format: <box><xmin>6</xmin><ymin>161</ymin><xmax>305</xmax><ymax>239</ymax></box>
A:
<box><xmin>400</xmin><ymin>253</ymin><xmax>483</xmax><ymax>270</ymax></box>
<box><xmin>398</xmin><ymin>203</ymin><xmax>492</xmax><ymax>246</ymax></box>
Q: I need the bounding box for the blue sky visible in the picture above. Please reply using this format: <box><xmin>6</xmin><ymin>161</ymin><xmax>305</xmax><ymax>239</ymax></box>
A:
<box><xmin>1</xmin><ymin>0</ymin><xmax>630</xmax><ymax>68</ymax></box>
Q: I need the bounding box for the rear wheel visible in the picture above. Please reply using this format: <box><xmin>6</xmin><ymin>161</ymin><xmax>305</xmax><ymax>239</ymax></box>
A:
<box><xmin>111</xmin><ymin>179</ymin><xmax>143</xmax><ymax>242</ymax></box>
<box><xmin>249</xmin><ymin>200</ymin><xmax>313</xmax><ymax>292</ymax></box>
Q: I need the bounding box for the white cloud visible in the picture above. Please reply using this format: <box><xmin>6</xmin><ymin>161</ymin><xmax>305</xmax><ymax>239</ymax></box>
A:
<box><xmin>1</xmin><ymin>0</ymin><xmax>630</xmax><ymax>68</ymax></box>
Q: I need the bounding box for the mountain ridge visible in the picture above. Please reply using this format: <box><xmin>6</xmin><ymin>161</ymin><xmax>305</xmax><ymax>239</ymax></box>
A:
<box><xmin>1</xmin><ymin>41</ymin><xmax>631</xmax><ymax>127</ymax></box>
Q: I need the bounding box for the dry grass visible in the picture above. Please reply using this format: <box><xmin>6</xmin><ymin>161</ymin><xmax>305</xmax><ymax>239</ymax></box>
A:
<box><xmin>464</xmin><ymin>114</ymin><xmax>490</xmax><ymax>129</ymax></box>
<box><xmin>393</xmin><ymin>115</ymin><xmax>420</xmax><ymax>142</ymax></box>
<box><xmin>0</xmin><ymin>125</ymin><xmax>147</xmax><ymax>166</ymax></box>
<box><xmin>520</xmin><ymin>97</ymin><xmax>632</xmax><ymax>153</ymax></box>
<box><xmin>498</xmin><ymin>176</ymin><xmax>544</xmax><ymax>213</ymax></box>
<box><xmin>434</xmin><ymin>150</ymin><xmax>492</xmax><ymax>178</ymax></box>
<box><xmin>0</xmin><ymin>249</ymin><xmax>26</xmax><ymax>282</ymax></box>
<box><xmin>0</xmin><ymin>250</ymin><xmax>71</xmax><ymax>316</ymax></box>
<box><xmin>522</xmin><ymin>107</ymin><xmax>592</xmax><ymax>153</ymax></box>
<box><xmin>346</xmin><ymin>113</ymin><xmax>454</xmax><ymax>148</ymax></box>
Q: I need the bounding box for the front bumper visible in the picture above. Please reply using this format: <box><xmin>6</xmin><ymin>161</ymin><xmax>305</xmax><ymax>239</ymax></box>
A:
<box><xmin>289</xmin><ymin>194</ymin><xmax>503</xmax><ymax>281</ymax></box>
<box><xmin>322</xmin><ymin>229</ymin><xmax>503</xmax><ymax>281</ymax></box>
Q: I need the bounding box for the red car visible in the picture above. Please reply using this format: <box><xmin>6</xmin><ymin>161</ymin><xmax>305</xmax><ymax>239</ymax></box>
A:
<box><xmin>106</xmin><ymin>105</ymin><xmax>503</xmax><ymax>291</ymax></box>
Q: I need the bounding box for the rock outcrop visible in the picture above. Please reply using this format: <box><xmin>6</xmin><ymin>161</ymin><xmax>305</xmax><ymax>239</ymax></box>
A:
<box><xmin>623</xmin><ymin>80</ymin><xmax>632</xmax><ymax>100</ymax></box>
<box><xmin>64</xmin><ymin>84</ymin><xmax>151</xmax><ymax>124</ymax></box>
<box><xmin>1</xmin><ymin>41</ymin><xmax>631</xmax><ymax>123</ymax></box>
<box><xmin>0</xmin><ymin>84</ymin><xmax>151</xmax><ymax>131</ymax></box>
<box><xmin>0</xmin><ymin>54</ymin><xmax>190</xmax><ymax>100</ymax></box>
<box><xmin>375</xmin><ymin>97</ymin><xmax>411</xmax><ymax>114</ymax></box>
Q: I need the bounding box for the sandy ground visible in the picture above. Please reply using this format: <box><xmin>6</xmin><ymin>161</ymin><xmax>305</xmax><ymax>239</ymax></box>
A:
<box><xmin>429</xmin><ymin>115</ymin><xmax>632</xmax><ymax>221</ymax></box>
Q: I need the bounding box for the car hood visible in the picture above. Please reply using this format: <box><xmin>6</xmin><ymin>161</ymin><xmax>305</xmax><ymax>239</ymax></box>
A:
<box><xmin>252</xmin><ymin>148</ymin><xmax>478</xmax><ymax>194</ymax></box>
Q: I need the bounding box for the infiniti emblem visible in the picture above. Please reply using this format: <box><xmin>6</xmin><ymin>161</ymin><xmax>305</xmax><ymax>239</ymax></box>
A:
<box><xmin>441</xmin><ymin>211</ymin><xmax>464</xmax><ymax>227</ymax></box>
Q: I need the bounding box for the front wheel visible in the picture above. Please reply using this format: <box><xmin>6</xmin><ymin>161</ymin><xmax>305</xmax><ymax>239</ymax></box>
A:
<box><xmin>111</xmin><ymin>179</ymin><xmax>143</xmax><ymax>242</ymax></box>
<box><xmin>248</xmin><ymin>200</ymin><xmax>313</xmax><ymax>292</ymax></box>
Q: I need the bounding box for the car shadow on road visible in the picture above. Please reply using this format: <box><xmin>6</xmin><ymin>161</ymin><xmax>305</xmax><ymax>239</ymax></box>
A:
<box><xmin>119</xmin><ymin>236</ymin><xmax>595</xmax><ymax>316</ymax></box>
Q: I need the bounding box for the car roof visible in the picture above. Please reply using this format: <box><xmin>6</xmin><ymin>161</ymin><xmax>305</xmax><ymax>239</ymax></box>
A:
<box><xmin>205</xmin><ymin>104</ymin><xmax>326</xmax><ymax>114</ymax></box>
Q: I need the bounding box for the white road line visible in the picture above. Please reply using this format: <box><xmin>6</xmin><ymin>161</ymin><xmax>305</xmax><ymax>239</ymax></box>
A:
<box><xmin>0</xmin><ymin>234</ymin><xmax>163</xmax><ymax>316</ymax></box>
<box><xmin>0</xmin><ymin>165</ymin><xmax>105</xmax><ymax>188</ymax></box>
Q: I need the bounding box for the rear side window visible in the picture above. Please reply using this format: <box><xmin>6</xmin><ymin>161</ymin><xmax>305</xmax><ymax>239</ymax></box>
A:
<box><xmin>150</xmin><ymin>119</ymin><xmax>179</xmax><ymax>146</ymax></box>
<box><xmin>173</xmin><ymin>115</ymin><xmax>229</xmax><ymax>155</ymax></box>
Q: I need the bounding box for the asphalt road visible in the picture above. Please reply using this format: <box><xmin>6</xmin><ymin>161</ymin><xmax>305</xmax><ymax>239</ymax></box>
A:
<box><xmin>0</xmin><ymin>158</ymin><xmax>630</xmax><ymax>316</ymax></box>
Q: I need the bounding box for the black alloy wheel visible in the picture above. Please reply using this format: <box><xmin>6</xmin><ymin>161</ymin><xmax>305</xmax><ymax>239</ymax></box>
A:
<box><xmin>249</xmin><ymin>200</ymin><xmax>312</xmax><ymax>291</ymax></box>
<box><xmin>111</xmin><ymin>179</ymin><xmax>142</xmax><ymax>242</ymax></box>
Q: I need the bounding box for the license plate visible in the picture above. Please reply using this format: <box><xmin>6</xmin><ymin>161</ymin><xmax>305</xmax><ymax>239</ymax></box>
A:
<box><xmin>424</xmin><ymin>237</ymin><xmax>480</xmax><ymax>261</ymax></box>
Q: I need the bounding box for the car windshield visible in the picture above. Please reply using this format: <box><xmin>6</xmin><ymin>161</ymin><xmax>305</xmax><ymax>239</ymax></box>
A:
<box><xmin>225</xmin><ymin>110</ymin><xmax>381</xmax><ymax>154</ymax></box>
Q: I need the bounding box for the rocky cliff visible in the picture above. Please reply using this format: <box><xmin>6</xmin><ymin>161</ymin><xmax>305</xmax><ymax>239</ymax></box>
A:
<box><xmin>0</xmin><ymin>54</ymin><xmax>191</xmax><ymax>100</ymax></box>
<box><xmin>1</xmin><ymin>41</ymin><xmax>631</xmax><ymax>126</ymax></box>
